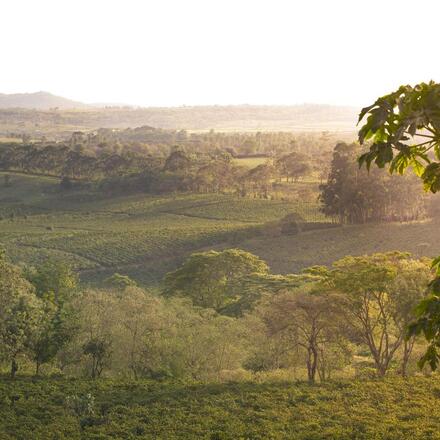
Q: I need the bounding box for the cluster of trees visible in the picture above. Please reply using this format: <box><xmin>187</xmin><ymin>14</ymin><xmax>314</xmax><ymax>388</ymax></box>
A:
<box><xmin>0</xmin><ymin>142</ymin><xmax>318</xmax><ymax>198</ymax></box>
<box><xmin>0</xmin><ymin>247</ymin><xmax>433</xmax><ymax>382</ymax></box>
<box><xmin>320</xmin><ymin>142</ymin><xmax>428</xmax><ymax>223</ymax></box>
<box><xmin>0</xmin><ymin>143</ymin><xmax>160</xmax><ymax>180</ymax></box>
<box><xmin>161</xmin><ymin>149</ymin><xmax>316</xmax><ymax>197</ymax></box>
<box><xmin>1</xmin><ymin>137</ymin><xmax>429</xmax><ymax>223</ymax></box>
<box><xmin>74</xmin><ymin>127</ymin><xmax>340</xmax><ymax>157</ymax></box>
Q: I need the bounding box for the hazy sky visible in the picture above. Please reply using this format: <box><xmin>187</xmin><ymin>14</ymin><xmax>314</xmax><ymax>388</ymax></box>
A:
<box><xmin>1</xmin><ymin>0</ymin><xmax>438</xmax><ymax>107</ymax></box>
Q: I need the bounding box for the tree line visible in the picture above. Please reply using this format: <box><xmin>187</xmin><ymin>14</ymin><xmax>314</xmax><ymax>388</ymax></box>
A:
<box><xmin>1</xmin><ymin>139</ymin><xmax>433</xmax><ymax>223</ymax></box>
<box><xmin>0</xmin><ymin>248</ymin><xmax>433</xmax><ymax>382</ymax></box>
<box><xmin>0</xmin><ymin>142</ymin><xmax>316</xmax><ymax>197</ymax></box>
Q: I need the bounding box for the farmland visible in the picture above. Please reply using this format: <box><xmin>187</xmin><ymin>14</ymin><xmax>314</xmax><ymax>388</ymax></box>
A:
<box><xmin>1</xmin><ymin>376</ymin><xmax>440</xmax><ymax>439</ymax></box>
<box><xmin>1</xmin><ymin>171</ymin><xmax>440</xmax><ymax>287</ymax></box>
<box><xmin>0</xmin><ymin>172</ymin><xmax>319</xmax><ymax>285</ymax></box>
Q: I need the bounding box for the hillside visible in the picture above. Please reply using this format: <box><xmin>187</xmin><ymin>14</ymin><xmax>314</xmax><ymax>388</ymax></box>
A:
<box><xmin>0</xmin><ymin>91</ymin><xmax>88</xmax><ymax>110</ymax></box>
<box><xmin>1</xmin><ymin>172</ymin><xmax>440</xmax><ymax>288</ymax></box>
<box><xmin>1</xmin><ymin>377</ymin><xmax>440</xmax><ymax>439</ymax></box>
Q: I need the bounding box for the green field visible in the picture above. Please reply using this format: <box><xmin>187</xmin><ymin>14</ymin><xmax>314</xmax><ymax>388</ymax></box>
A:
<box><xmin>1</xmin><ymin>376</ymin><xmax>439</xmax><ymax>439</ymax></box>
<box><xmin>0</xmin><ymin>173</ymin><xmax>321</xmax><ymax>285</ymax></box>
<box><xmin>232</xmin><ymin>156</ymin><xmax>269</xmax><ymax>168</ymax></box>
<box><xmin>1</xmin><ymin>172</ymin><xmax>440</xmax><ymax>286</ymax></box>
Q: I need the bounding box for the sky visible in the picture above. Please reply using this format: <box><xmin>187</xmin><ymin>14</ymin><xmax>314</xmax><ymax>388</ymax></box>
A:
<box><xmin>1</xmin><ymin>0</ymin><xmax>439</xmax><ymax>107</ymax></box>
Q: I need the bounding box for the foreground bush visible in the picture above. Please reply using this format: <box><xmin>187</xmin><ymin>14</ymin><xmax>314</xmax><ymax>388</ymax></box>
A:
<box><xmin>0</xmin><ymin>376</ymin><xmax>440</xmax><ymax>439</ymax></box>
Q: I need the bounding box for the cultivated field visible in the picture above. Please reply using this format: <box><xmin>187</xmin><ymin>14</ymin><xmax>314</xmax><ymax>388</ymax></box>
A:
<box><xmin>1</xmin><ymin>377</ymin><xmax>440</xmax><ymax>439</ymax></box>
<box><xmin>1</xmin><ymin>172</ymin><xmax>440</xmax><ymax>287</ymax></box>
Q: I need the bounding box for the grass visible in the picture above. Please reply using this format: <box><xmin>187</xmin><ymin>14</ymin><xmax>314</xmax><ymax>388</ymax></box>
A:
<box><xmin>1</xmin><ymin>376</ymin><xmax>440</xmax><ymax>439</ymax></box>
<box><xmin>1</xmin><ymin>172</ymin><xmax>440</xmax><ymax>287</ymax></box>
<box><xmin>224</xmin><ymin>220</ymin><xmax>440</xmax><ymax>274</ymax></box>
<box><xmin>232</xmin><ymin>157</ymin><xmax>269</xmax><ymax>168</ymax></box>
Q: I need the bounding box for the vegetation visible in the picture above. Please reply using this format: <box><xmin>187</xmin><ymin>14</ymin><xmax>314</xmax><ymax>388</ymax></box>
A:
<box><xmin>0</xmin><ymin>246</ymin><xmax>434</xmax><ymax>383</ymax></box>
<box><xmin>320</xmin><ymin>142</ymin><xmax>427</xmax><ymax>223</ymax></box>
<box><xmin>0</xmin><ymin>103</ymin><xmax>358</xmax><ymax>135</ymax></box>
<box><xmin>2</xmin><ymin>83</ymin><xmax>440</xmax><ymax>439</ymax></box>
<box><xmin>1</xmin><ymin>377</ymin><xmax>440</xmax><ymax>439</ymax></box>
<box><xmin>357</xmin><ymin>81</ymin><xmax>440</xmax><ymax>369</ymax></box>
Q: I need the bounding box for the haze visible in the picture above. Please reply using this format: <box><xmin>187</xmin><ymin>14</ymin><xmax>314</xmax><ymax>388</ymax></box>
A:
<box><xmin>1</xmin><ymin>0</ymin><xmax>439</xmax><ymax>107</ymax></box>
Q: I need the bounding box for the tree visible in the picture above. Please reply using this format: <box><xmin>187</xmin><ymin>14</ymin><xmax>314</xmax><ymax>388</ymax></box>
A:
<box><xmin>258</xmin><ymin>284</ymin><xmax>342</xmax><ymax>382</ymax></box>
<box><xmin>328</xmin><ymin>252</ymin><xmax>429</xmax><ymax>377</ymax></box>
<box><xmin>241</xmin><ymin>164</ymin><xmax>275</xmax><ymax>198</ymax></box>
<box><xmin>276</xmin><ymin>152</ymin><xmax>312</xmax><ymax>183</ymax></box>
<box><xmin>389</xmin><ymin>258</ymin><xmax>432</xmax><ymax>376</ymax></box>
<box><xmin>163</xmin><ymin>149</ymin><xmax>192</xmax><ymax>173</ymax></box>
<box><xmin>104</xmin><ymin>273</ymin><xmax>137</xmax><ymax>290</ymax></box>
<box><xmin>26</xmin><ymin>260</ymin><xmax>77</xmax><ymax>302</ymax></box>
<box><xmin>73</xmin><ymin>290</ymin><xmax>118</xmax><ymax>378</ymax></box>
<box><xmin>0</xmin><ymin>250</ymin><xmax>43</xmax><ymax>377</ymax></box>
<box><xmin>163</xmin><ymin>249</ymin><xmax>269</xmax><ymax>311</ymax></box>
<box><xmin>25</xmin><ymin>261</ymin><xmax>78</xmax><ymax>375</ymax></box>
<box><xmin>117</xmin><ymin>287</ymin><xmax>163</xmax><ymax>379</ymax></box>
<box><xmin>357</xmin><ymin>81</ymin><xmax>440</xmax><ymax>369</ymax></box>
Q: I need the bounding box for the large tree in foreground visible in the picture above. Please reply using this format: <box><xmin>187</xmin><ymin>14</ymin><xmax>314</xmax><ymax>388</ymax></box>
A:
<box><xmin>357</xmin><ymin>81</ymin><xmax>440</xmax><ymax>369</ymax></box>
<box><xmin>328</xmin><ymin>253</ymin><xmax>430</xmax><ymax>377</ymax></box>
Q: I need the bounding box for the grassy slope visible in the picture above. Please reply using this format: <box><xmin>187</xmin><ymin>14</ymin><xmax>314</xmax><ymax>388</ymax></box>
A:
<box><xmin>1</xmin><ymin>172</ymin><xmax>440</xmax><ymax>287</ymax></box>
<box><xmin>226</xmin><ymin>220</ymin><xmax>440</xmax><ymax>274</ymax></box>
<box><xmin>1</xmin><ymin>377</ymin><xmax>440</xmax><ymax>439</ymax></box>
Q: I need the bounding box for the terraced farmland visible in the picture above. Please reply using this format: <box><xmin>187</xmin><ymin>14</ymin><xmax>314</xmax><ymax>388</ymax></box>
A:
<box><xmin>0</xmin><ymin>173</ymin><xmax>313</xmax><ymax>285</ymax></box>
<box><xmin>2</xmin><ymin>172</ymin><xmax>440</xmax><ymax>287</ymax></box>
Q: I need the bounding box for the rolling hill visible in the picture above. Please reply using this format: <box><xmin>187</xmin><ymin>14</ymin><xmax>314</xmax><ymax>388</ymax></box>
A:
<box><xmin>0</xmin><ymin>91</ymin><xmax>88</xmax><ymax>110</ymax></box>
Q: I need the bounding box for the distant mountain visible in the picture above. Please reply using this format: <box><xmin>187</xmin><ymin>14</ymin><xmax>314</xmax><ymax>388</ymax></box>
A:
<box><xmin>0</xmin><ymin>91</ymin><xmax>88</xmax><ymax>109</ymax></box>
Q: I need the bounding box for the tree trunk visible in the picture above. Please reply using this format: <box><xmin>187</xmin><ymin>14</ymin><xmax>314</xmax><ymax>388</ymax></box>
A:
<box><xmin>401</xmin><ymin>338</ymin><xmax>415</xmax><ymax>377</ymax></box>
<box><xmin>375</xmin><ymin>361</ymin><xmax>388</xmax><ymax>377</ymax></box>
<box><xmin>306</xmin><ymin>346</ymin><xmax>318</xmax><ymax>382</ymax></box>
<box><xmin>10</xmin><ymin>358</ymin><xmax>18</xmax><ymax>379</ymax></box>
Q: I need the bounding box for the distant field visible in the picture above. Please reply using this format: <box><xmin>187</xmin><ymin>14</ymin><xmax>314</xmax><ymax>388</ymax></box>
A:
<box><xmin>0</xmin><ymin>137</ymin><xmax>22</xmax><ymax>143</ymax></box>
<box><xmin>1</xmin><ymin>172</ymin><xmax>440</xmax><ymax>287</ymax></box>
<box><xmin>2</xmin><ymin>377</ymin><xmax>440</xmax><ymax>439</ymax></box>
<box><xmin>0</xmin><ymin>104</ymin><xmax>359</xmax><ymax>134</ymax></box>
<box><xmin>232</xmin><ymin>156</ymin><xmax>269</xmax><ymax>168</ymax></box>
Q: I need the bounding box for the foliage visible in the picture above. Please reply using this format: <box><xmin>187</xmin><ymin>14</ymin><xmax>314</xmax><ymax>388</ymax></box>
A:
<box><xmin>1</xmin><ymin>377</ymin><xmax>440</xmax><ymax>439</ymax></box>
<box><xmin>255</xmin><ymin>284</ymin><xmax>344</xmax><ymax>382</ymax></box>
<box><xmin>320</xmin><ymin>142</ymin><xmax>427</xmax><ymax>224</ymax></box>
<box><xmin>103</xmin><ymin>273</ymin><xmax>137</xmax><ymax>289</ymax></box>
<box><xmin>327</xmin><ymin>252</ymin><xmax>431</xmax><ymax>376</ymax></box>
<box><xmin>358</xmin><ymin>81</ymin><xmax>440</xmax><ymax>193</ymax></box>
<box><xmin>163</xmin><ymin>249</ymin><xmax>269</xmax><ymax>311</ymax></box>
<box><xmin>0</xmin><ymin>251</ymin><xmax>43</xmax><ymax>377</ymax></box>
<box><xmin>358</xmin><ymin>81</ymin><xmax>440</xmax><ymax>370</ymax></box>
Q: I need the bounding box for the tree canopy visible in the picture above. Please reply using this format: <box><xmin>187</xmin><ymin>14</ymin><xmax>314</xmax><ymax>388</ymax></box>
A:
<box><xmin>357</xmin><ymin>81</ymin><xmax>440</xmax><ymax>369</ymax></box>
<box><xmin>163</xmin><ymin>249</ymin><xmax>269</xmax><ymax>311</ymax></box>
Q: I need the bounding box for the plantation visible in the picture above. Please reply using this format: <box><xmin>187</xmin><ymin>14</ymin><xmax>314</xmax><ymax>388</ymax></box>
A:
<box><xmin>1</xmin><ymin>377</ymin><xmax>440</xmax><ymax>439</ymax></box>
<box><xmin>0</xmin><ymin>173</ymin><xmax>327</xmax><ymax>285</ymax></box>
<box><xmin>3</xmin><ymin>2</ymin><xmax>440</xmax><ymax>437</ymax></box>
<box><xmin>1</xmin><ymin>172</ymin><xmax>440</xmax><ymax>286</ymax></box>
